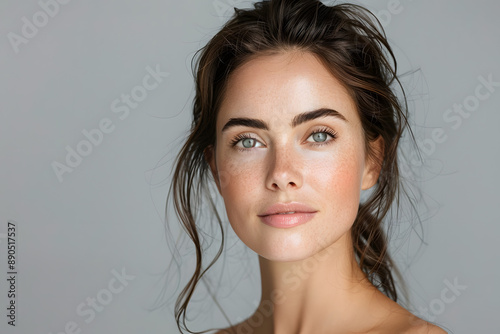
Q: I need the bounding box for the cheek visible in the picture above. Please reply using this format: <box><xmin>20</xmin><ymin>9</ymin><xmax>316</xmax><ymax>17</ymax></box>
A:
<box><xmin>217</xmin><ymin>153</ymin><xmax>255</xmax><ymax>189</ymax></box>
<box><xmin>216</xmin><ymin>154</ymin><xmax>260</xmax><ymax>215</ymax></box>
<box><xmin>306</xmin><ymin>149</ymin><xmax>364</xmax><ymax>217</ymax></box>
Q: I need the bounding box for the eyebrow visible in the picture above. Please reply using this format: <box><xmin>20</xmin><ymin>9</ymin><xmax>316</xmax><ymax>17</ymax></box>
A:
<box><xmin>221</xmin><ymin>108</ymin><xmax>347</xmax><ymax>133</ymax></box>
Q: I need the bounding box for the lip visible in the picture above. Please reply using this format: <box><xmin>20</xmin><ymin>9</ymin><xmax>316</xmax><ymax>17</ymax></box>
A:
<box><xmin>258</xmin><ymin>201</ymin><xmax>317</xmax><ymax>216</ymax></box>
<box><xmin>258</xmin><ymin>202</ymin><xmax>317</xmax><ymax>228</ymax></box>
<box><xmin>259</xmin><ymin>212</ymin><xmax>317</xmax><ymax>228</ymax></box>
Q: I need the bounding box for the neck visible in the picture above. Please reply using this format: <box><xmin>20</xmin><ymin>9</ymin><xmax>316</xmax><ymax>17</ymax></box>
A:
<box><xmin>250</xmin><ymin>233</ymin><xmax>382</xmax><ymax>334</ymax></box>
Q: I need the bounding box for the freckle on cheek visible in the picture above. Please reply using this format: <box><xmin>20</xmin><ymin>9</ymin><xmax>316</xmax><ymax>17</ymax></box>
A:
<box><xmin>329</xmin><ymin>164</ymin><xmax>361</xmax><ymax>202</ymax></box>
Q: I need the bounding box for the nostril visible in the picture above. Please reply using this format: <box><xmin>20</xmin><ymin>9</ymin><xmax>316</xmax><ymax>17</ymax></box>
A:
<box><xmin>273</xmin><ymin>181</ymin><xmax>296</xmax><ymax>189</ymax></box>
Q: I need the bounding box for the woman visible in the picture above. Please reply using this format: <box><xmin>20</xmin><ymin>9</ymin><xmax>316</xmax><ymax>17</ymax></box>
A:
<box><xmin>167</xmin><ymin>0</ymin><xmax>447</xmax><ymax>333</ymax></box>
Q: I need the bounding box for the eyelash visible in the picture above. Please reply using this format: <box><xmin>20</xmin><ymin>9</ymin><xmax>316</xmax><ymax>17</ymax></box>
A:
<box><xmin>230</xmin><ymin>127</ymin><xmax>338</xmax><ymax>152</ymax></box>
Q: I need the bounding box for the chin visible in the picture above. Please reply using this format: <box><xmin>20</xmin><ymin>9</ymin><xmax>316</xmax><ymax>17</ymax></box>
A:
<box><xmin>246</xmin><ymin>231</ymin><xmax>341</xmax><ymax>263</ymax></box>
<box><xmin>228</xmin><ymin>212</ymin><xmax>355</xmax><ymax>263</ymax></box>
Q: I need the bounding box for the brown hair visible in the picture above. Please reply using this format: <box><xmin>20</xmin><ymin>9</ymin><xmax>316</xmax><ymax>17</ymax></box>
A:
<box><xmin>167</xmin><ymin>0</ymin><xmax>416</xmax><ymax>332</ymax></box>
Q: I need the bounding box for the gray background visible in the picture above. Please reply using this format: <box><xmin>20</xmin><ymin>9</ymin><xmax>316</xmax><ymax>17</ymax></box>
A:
<box><xmin>0</xmin><ymin>0</ymin><xmax>498</xmax><ymax>333</ymax></box>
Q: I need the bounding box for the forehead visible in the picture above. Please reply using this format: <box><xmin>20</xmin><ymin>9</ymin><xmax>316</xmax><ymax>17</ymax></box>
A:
<box><xmin>217</xmin><ymin>51</ymin><xmax>358</xmax><ymax>129</ymax></box>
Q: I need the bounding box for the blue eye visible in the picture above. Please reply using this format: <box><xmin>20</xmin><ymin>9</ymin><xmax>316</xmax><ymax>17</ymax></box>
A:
<box><xmin>311</xmin><ymin>132</ymin><xmax>328</xmax><ymax>142</ymax></box>
<box><xmin>241</xmin><ymin>137</ymin><xmax>257</xmax><ymax>148</ymax></box>
<box><xmin>230</xmin><ymin>127</ymin><xmax>337</xmax><ymax>152</ymax></box>
<box><xmin>307</xmin><ymin>127</ymin><xmax>337</xmax><ymax>145</ymax></box>
<box><xmin>230</xmin><ymin>134</ymin><xmax>262</xmax><ymax>150</ymax></box>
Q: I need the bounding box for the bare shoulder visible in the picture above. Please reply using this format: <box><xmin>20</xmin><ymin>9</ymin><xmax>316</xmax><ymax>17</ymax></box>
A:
<box><xmin>372</xmin><ymin>297</ymin><xmax>448</xmax><ymax>334</ymax></box>
<box><xmin>403</xmin><ymin>321</ymin><xmax>448</xmax><ymax>334</ymax></box>
<box><xmin>404</xmin><ymin>323</ymin><xmax>448</xmax><ymax>334</ymax></box>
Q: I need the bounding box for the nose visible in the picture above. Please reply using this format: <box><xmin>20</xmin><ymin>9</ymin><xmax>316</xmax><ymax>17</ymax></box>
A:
<box><xmin>266</xmin><ymin>145</ymin><xmax>303</xmax><ymax>191</ymax></box>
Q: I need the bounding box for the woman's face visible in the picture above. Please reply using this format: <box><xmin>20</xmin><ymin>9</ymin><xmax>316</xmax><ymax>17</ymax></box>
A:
<box><xmin>206</xmin><ymin>51</ymin><xmax>383</xmax><ymax>261</ymax></box>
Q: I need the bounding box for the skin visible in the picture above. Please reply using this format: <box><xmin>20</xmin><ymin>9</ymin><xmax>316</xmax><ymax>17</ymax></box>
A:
<box><xmin>205</xmin><ymin>51</ymin><xmax>446</xmax><ymax>334</ymax></box>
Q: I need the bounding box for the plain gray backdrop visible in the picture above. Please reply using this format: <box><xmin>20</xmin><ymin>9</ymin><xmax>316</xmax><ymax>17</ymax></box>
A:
<box><xmin>1</xmin><ymin>0</ymin><xmax>498</xmax><ymax>333</ymax></box>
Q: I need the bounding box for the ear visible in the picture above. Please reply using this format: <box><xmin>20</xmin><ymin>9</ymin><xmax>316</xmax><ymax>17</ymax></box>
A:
<box><xmin>204</xmin><ymin>145</ymin><xmax>221</xmax><ymax>194</ymax></box>
<box><xmin>361</xmin><ymin>135</ymin><xmax>384</xmax><ymax>190</ymax></box>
